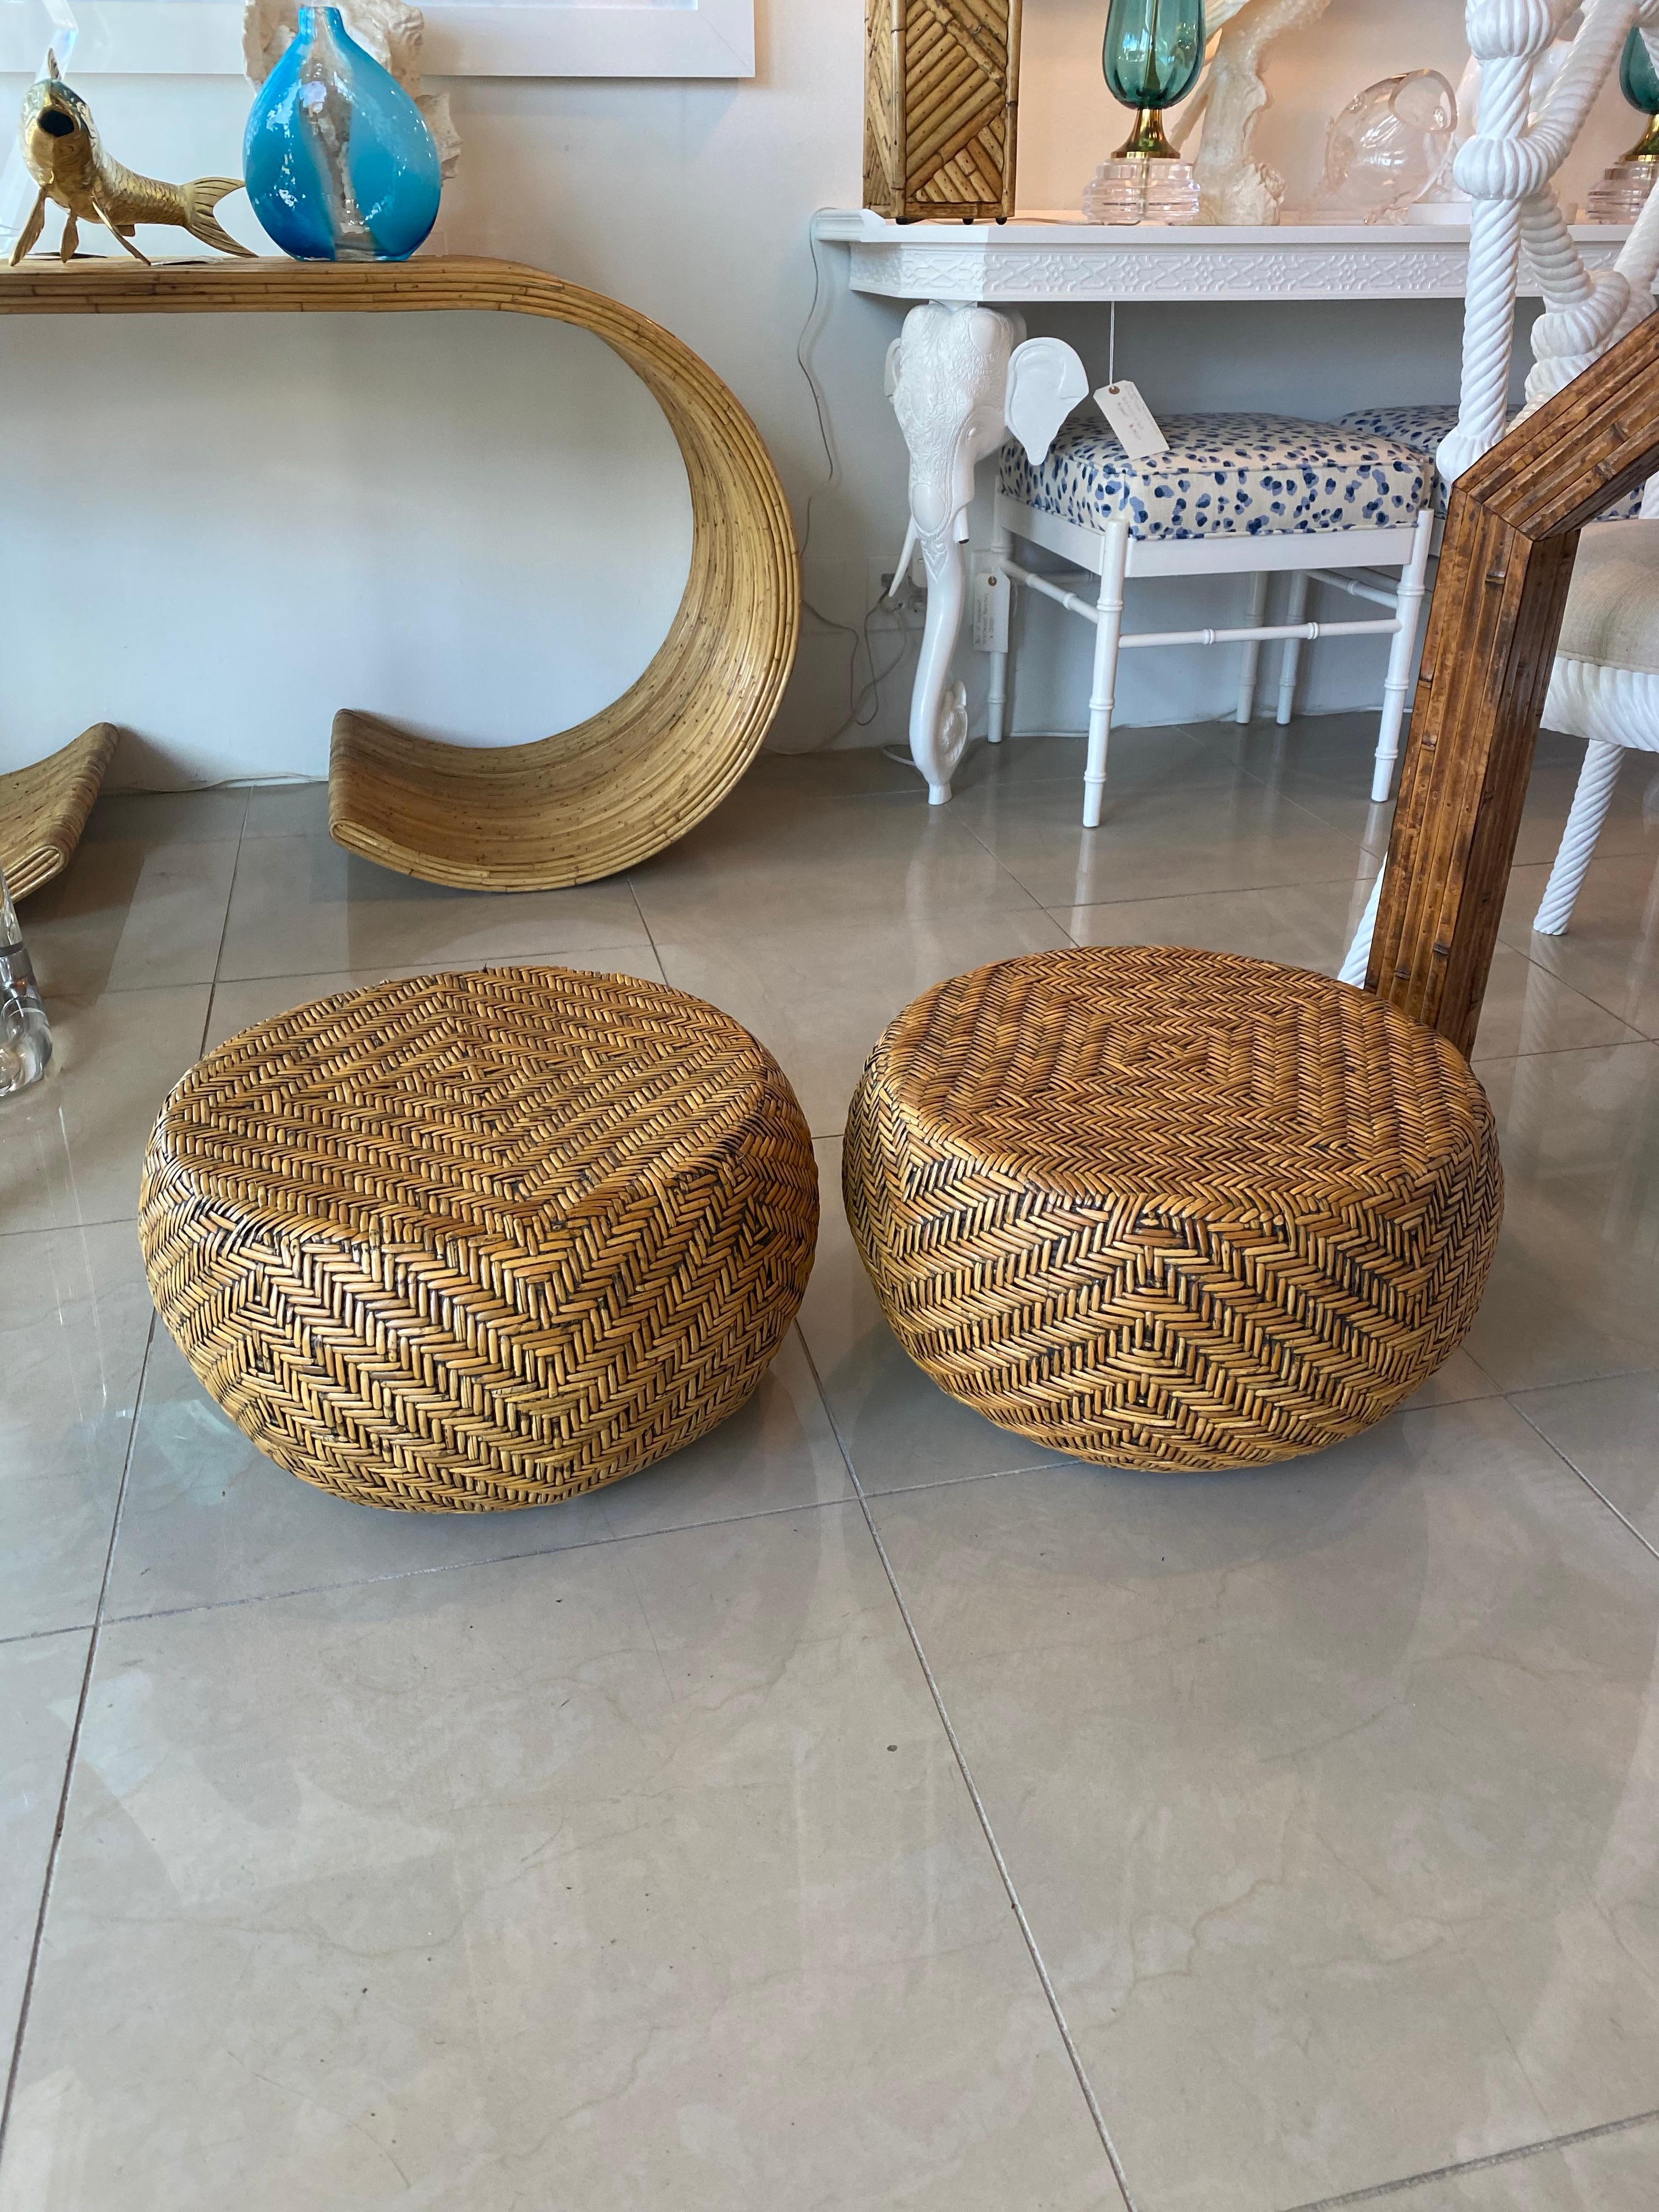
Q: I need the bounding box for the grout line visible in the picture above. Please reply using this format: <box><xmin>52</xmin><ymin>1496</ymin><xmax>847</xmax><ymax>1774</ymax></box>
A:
<box><xmin>1507</xmin><ymin>1396</ymin><xmax>1659</xmax><ymax>1568</ymax></box>
<box><xmin>91</xmin><ymin>1486</ymin><xmax>860</xmax><ymax>1635</ymax></box>
<box><xmin>202</xmin><ymin>791</ymin><xmax>250</xmax><ymax>1043</ymax></box>
<box><xmin>1277</xmin><ymin>2104</ymin><xmax>1659</xmax><ymax>2211</ymax></box>
<box><xmin>0</xmin><ymin>1311</ymin><xmax>157</xmax><ymax>2165</ymax></box>
<box><xmin>0</xmin><ymin>1621</ymin><xmax>98</xmax><ymax>1653</ymax></box>
<box><xmin>793</xmin><ymin>1329</ymin><xmax>1141</xmax><ymax>2212</ymax></box>
<box><xmin>622</xmin><ymin>876</ymin><xmax>668</xmax><ymax>986</ymax></box>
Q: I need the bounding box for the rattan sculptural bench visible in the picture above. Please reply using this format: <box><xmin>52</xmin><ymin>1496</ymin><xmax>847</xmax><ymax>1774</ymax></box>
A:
<box><xmin>0</xmin><ymin>723</ymin><xmax>117</xmax><ymax>899</ymax></box>
<box><xmin>0</xmin><ymin>257</ymin><xmax>799</xmax><ymax>893</ymax></box>
<box><xmin>845</xmin><ymin>946</ymin><xmax>1502</xmax><ymax>1472</ymax></box>
<box><xmin>139</xmin><ymin>967</ymin><xmax>818</xmax><ymax>1511</ymax></box>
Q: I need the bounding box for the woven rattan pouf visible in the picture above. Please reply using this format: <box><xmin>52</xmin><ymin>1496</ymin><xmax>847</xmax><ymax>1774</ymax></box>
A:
<box><xmin>844</xmin><ymin>946</ymin><xmax>1502</xmax><ymax>1472</ymax></box>
<box><xmin>139</xmin><ymin>967</ymin><xmax>818</xmax><ymax>1511</ymax></box>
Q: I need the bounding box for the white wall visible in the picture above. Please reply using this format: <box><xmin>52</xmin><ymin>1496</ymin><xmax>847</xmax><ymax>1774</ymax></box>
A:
<box><xmin>0</xmin><ymin>0</ymin><xmax>1639</xmax><ymax>786</ymax></box>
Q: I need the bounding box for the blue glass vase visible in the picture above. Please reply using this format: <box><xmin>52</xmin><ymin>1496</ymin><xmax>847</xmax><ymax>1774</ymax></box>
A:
<box><xmin>244</xmin><ymin>6</ymin><xmax>441</xmax><ymax>262</ymax></box>
<box><xmin>1103</xmin><ymin>0</ymin><xmax>1205</xmax><ymax>159</ymax></box>
<box><xmin>1620</xmin><ymin>26</ymin><xmax>1659</xmax><ymax>162</ymax></box>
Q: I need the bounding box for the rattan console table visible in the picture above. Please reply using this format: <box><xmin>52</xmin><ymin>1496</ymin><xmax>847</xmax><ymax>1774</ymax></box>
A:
<box><xmin>0</xmin><ymin>255</ymin><xmax>800</xmax><ymax>891</ymax></box>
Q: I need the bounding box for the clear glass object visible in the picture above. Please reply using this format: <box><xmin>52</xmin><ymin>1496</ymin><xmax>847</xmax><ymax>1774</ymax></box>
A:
<box><xmin>1083</xmin><ymin>155</ymin><xmax>1200</xmax><ymax>225</ymax></box>
<box><xmin>243</xmin><ymin>5</ymin><xmax>442</xmax><ymax>263</ymax></box>
<box><xmin>1317</xmin><ymin>69</ymin><xmax>1458</xmax><ymax>224</ymax></box>
<box><xmin>0</xmin><ymin>863</ymin><xmax>52</xmax><ymax>1096</ymax></box>
<box><xmin>1585</xmin><ymin>28</ymin><xmax>1659</xmax><ymax>221</ymax></box>
<box><xmin>1102</xmin><ymin>0</ymin><xmax>1205</xmax><ymax>161</ymax></box>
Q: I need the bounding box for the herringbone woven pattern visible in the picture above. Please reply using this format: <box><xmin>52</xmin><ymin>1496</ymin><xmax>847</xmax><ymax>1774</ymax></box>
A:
<box><xmin>140</xmin><ymin>968</ymin><xmax>818</xmax><ymax>1511</ymax></box>
<box><xmin>844</xmin><ymin>947</ymin><xmax>1502</xmax><ymax>1472</ymax></box>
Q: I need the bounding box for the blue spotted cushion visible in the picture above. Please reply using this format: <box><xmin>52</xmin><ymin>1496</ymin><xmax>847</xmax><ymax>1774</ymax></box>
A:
<box><xmin>1336</xmin><ymin>402</ymin><xmax>1643</xmax><ymax>521</ymax></box>
<box><xmin>997</xmin><ymin>411</ymin><xmax>1432</xmax><ymax>543</ymax></box>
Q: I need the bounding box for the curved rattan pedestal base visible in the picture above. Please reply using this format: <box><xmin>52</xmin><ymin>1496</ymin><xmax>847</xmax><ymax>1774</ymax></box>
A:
<box><xmin>844</xmin><ymin>947</ymin><xmax>1503</xmax><ymax>1472</ymax></box>
<box><xmin>140</xmin><ymin>967</ymin><xmax>818</xmax><ymax>1511</ymax></box>
<box><xmin>0</xmin><ymin>723</ymin><xmax>117</xmax><ymax>900</ymax></box>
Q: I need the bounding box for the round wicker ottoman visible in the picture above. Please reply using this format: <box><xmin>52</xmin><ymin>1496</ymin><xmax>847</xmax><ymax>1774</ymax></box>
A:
<box><xmin>139</xmin><ymin>967</ymin><xmax>818</xmax><ymax>1511</ymax></box>
<box><xmin>844</xmin><ymin>946</ymin><xmax>1502</xmax><ymax>1472</ymax></box>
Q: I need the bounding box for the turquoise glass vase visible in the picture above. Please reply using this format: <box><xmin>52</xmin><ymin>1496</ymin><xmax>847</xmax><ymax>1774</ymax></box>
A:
<box><xmin>1620</xmin><ymin>26</ymin><xmax>1659</xmax><ymax>161</ymax></box>
<box><xmin>244</xmin><ymin>7</ymin><xmax>441</xmax><ymax>262</ymax></box>
<box><xmin>1103</xmin><ymin>0</ymin><xmax>1206</xmax><ymax>159</ymax></box>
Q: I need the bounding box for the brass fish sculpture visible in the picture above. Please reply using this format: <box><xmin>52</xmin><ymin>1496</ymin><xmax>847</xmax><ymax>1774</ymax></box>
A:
<box><xmin>10</xmin><ymin>54</ymin><xmax>254</xmax><ymax>267</ymax></box>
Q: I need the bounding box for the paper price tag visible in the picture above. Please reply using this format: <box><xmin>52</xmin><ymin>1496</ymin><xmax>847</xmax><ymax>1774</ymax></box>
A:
<box><xmin>1095</xmin><ymin>380</ymin><xmax>1169</xmax><ymax>459</ymax></box>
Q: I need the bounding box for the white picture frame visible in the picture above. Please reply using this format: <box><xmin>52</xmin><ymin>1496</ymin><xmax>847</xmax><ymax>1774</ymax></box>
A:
<box><xmin>0</xmin><ymin>0</ymin><xmax>755</xmax><ymax>78</ymax></box>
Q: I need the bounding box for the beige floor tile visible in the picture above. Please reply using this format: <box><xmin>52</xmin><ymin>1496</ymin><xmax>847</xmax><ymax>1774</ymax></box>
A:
<box><xmin>0</xmin><ymin>985</ymin><xmax>211</xmax><ymax>1234</ymax></box>
<box><xmin>0</xmin><ymin>1629</ymin><xmax>89</xmax><ymax>2055</ymax></box>
<box><xmin>868</xmin><ymin>1400</ymin><xmax>1659</xmax><ymax>2211</ymax></box>
<box><xmin>1215</xmin><ymin>710</ymin><xmax>1398</xmax><ymax>851</ymax></box>
<box><xmin>798</xmin><ymin>1141</ymin><xmax>1067</xmax><ymax>1492</ymax></box>
<box><xmin>951</xmin><ymin>724</ymin><xmax>1232</xmax><ymax>805</ymax></box>
<box><xmin>239</xmin><ymin>781</ymin><xmax>331</xmax><ymax>839</ymax></box>
<box><xmin>1510</xmin><ymin>1372</ymin><xmax>1659</xmax><ymax>1551</ymax></box>
<box><xmin>747</xmin><ymin>746</ymin><xmax>927</xmax><ymax>798</ymax></box>
<box><xmin>106</xmin><ymin>1330</ymin><xmax>849</xmax><ymax>1621</ymax></box>
<box><xmin>628</xmin><ymin>781</ymin><xmax>1041</xmax><ymax>938</ymax></box>
<box><xmin>203</xmin><ymin>947</ymin><xmax>668</xmax><ymax>1054</ymax></box>
<box><xmin>84</xmin><ymin>787</ymin><xmax>249</xmax><ymax>845</ymax></box>
<box><xmin>1463</xmin><ymin>1042</ymin><xmax>1659</xmax><ymax>1392</ymax></box>
<box><xmin>217</xmin><ymin>833</ymin><xmax>648</xmax><ymax>981</ymax></box>
<box><xmin>1061</xmin><ymin>883</ymin><xmax>1634</xmax><ymax>1054</ymax></box>
<box><xmin>24</xmin><ymin>837</ymin><xmax>239</xmax><ymax>999</ymax></box>
<box><xmin>962</xmin><ymin>773</ymin><xmax>1372</xmax><ymax>910</ymax></box>
<box><xmin>655</xmin><ymin>906</ymin><xmax>1072</xmax><ymax>1138</ymax></box>
<box><xmin>0</xmin><ymin>1224</ymin><xmax>153</xmax><ymax>1639</ymax></box>
<box><xmin>1499</xmin><ymin>853</ymin><xmax>1659</xmax><ymax>1040</ymax></box>
<box><xmin>1060</xmin><ymin>876</ymin><xmax>1391</xmax><ymax>975</ymax></box>
<box><xmin>2</xmin><ymin>1510</ymin><xmax>1116</xmax><ymax>2212</ymax></box>
<box><xmin>1368</xmin><ymin>2116</ymin><xmax>1659</xmax><ymax>2211</ymax></box>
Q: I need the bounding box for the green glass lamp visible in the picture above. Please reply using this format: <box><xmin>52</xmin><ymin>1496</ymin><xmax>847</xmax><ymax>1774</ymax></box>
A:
<box><xmin>1104</xmin><ymin>0</ymin><xmax>1206</xmax><ymax>160</ymax></box>
<box><xmin>1620</xmin><ymin>25</ymin><xmax>1659</xmax><ymax>163</ymax></box>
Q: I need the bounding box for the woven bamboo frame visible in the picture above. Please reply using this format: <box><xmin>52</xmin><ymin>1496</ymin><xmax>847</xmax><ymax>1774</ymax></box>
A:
<box><xmin>0</xmin><ymin>258</ymin><xmax>800</xmax><ymax>893</ymax></box>
<box><xmin>139</xmin><ymin>967</ymin><xmax>819</xmax><ymax>1511</ymax></box>
<box><xmin>1374</xmin><ymin>306</ymin><xmax>1659</xmax><ymax>1054</ymax></box>
<box><xmin>845</xmin><ymin>947</ymin><xmax>1503</xmax><ymax>1472</ymax></box>
<box><xmin>0</xmin><ymin>723</ymin><xmax>117</xmax><ymax>899</ymax></box>
<box><xmin>865</xmin><ymin>0</ymin><xmax>1022</xmax><ymax>221</ymax></box>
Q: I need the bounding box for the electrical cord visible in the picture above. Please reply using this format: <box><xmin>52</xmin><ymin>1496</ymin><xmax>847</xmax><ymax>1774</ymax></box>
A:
<box><xmin>795</xmin><ymin>209</ymin><xmax>923</xmax><ymax>742</ymax></box>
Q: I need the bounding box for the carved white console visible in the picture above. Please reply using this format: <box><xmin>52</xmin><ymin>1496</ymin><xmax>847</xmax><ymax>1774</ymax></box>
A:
<box><xmin>814</xmin><ymin>210</ymin><xmax>1635</xmax><ymax>799</ymax></box>
<box><xmin>814</xmin><ymin>209</ymin><xmax>1632</xmax><ymax>304</ymax></box>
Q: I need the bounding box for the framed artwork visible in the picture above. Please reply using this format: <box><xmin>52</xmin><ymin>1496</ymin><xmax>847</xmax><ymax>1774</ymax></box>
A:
<box><xmin>0</xmin><ymin>0</ymin><xmax>756</xmax><ymax>77</ymax></box>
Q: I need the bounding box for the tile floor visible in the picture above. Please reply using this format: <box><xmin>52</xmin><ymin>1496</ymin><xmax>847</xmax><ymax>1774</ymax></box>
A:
<box><xmin>3</xmin><ymin>716</ymin><xmax>1659</xmax><ymax>2210</ymax></box>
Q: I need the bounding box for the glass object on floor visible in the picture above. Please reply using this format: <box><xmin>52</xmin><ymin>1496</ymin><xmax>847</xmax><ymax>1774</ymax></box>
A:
<box><xmin>1317</xmin><ymin>69</ymin><xmax>1458</xmax><ymax>223</ymax></box>
<box><xmin>242</xmin><ymin>5</ymin><xmax>441</xmax><ymax>262</ymax></box>
<box><xmin>1102</xmin><ymin>0</ymin><xmax>1205</xmax><ymax>161</ymax></box>
<box><xmin>1585</xmin><ymin>26</ymin><xmax>1659</xmax><ymax>221</ymax></box>
<box><xmin>1082</xmin><ymin>154</ymin><xmax>1200</xmax><ymax>224</ymax></box>
<box><xmin>0</xmin><ymin>862</ymin><xmax>51</xmax><ymax>1096</ymax></box>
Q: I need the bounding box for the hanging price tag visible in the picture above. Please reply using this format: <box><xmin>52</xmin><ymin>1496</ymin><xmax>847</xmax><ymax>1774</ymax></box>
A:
<box><xmin>1095</xmin><ymin>380</ymin><xmax>1169</xmax><ymax>459</ymax></box>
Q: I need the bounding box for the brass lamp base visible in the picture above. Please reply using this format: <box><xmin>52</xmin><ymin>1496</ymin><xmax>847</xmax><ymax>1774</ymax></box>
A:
<box><xmin>1112</xmin><ymin>107</ymin><xmax>1179</xmax><ymax>160</ymax></box>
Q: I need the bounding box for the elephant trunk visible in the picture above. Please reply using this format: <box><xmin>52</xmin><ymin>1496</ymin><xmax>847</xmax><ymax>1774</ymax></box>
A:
<box><xmin>910</xmin><ymin>531</ymin><xmax>968</xmax><ymax>804</ymax></box>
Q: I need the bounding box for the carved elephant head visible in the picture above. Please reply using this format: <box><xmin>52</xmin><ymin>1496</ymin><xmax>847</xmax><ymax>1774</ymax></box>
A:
<box><xmin>885</xmin><ymin>301</ymin><xmax>1087</xmax><ymax>799</ymax></box>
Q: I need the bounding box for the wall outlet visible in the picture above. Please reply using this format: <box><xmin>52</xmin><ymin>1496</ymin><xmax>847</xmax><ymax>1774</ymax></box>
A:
<box><xmin>867</xmin><ymin>555</ymin><xmax>925</xmax><ymax>624</ymax></box>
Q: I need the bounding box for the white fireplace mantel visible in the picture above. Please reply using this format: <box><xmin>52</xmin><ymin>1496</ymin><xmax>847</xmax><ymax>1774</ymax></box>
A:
<box><xmin>811</xmin><ymin>210</ymin><xmax>1634</xmax><ymax>305</ymax></box>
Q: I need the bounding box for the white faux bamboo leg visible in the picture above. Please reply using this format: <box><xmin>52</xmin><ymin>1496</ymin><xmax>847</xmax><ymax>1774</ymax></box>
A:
<box><xmin>1532</xmin><ymin>737</ymin><xmax>1625</xmax><ymax>934</ymax></box>
<box><xmin>986</xmin><ymin>511</ymin><xmax>1012</xmax><ymax>745</ymax></box>
<box><xmin>1370</xmin><ymin>509</ymin><xmax>1435</xmax><ymax>804</ymax></box>
<box><xmin>1082</xmin><ymin>521</ymin><xmax>1130</xmax><ymax>830</ymax></box>
<box><xmin>1339</xmin><ymin>865</ymin><xmax>1384</xmax><ymax>989</ymax></box>
<box><xmin>1276</xmin><ymin>572</ymin><xmax>1309</xmax><ymax>725</ymax></box>
<box><xmin>1235</xmin><ymin>571</ymin><xmax>1268</xmax><ymax>724</ymax></box>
